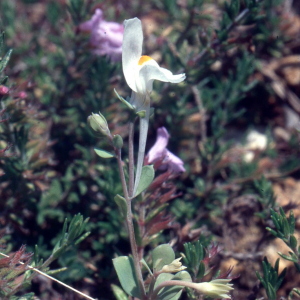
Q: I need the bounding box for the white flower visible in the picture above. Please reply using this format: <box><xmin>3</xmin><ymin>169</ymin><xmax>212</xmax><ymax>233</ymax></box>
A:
<box><xmin>122</xmin><ymin>17</ymin><xmax>185</xmax><ymax>195</ymax></box>
<box><xmin>161</xmin><ymin>257</ymin><xmax>187</xmax><ymax>273</ymax></box>
<box><xmin>193</xmin><ymin>279</ymin><xmax>233</xmax><ymax>299</ymax></box>
<box><xmin>122</xmin><ymin>18</ymin><xmax>185</xmax><ymax>110</ymax></box>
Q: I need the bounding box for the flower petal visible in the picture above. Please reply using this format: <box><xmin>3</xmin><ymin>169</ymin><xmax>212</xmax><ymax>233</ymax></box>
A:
<box><xmin>147</xmin><ymin>127</ymin><xmax>169</xmax><ymax>163</ymax></box>
<box><xmin>138</xmin><ymin>59</ymin><xmax>186</xmax><ymax>93</ymax></box>
<box><xmin>122</xmin><ymin>18</ymin><xmax>143</xmax><ymax>92</ymax></box>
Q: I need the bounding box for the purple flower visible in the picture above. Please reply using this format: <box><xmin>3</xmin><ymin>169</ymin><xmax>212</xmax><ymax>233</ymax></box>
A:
<box><xmin>146</xmin><ymin>127</ymin><xmax>185</xmax><ymax>174</ymax></box>
<box><xmin>79</xmin><ymin>9</ymin><xmax>123</xmax><ymax>62</ymax></box>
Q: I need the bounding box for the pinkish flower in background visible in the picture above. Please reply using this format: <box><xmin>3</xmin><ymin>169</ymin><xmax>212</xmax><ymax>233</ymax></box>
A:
<box><xmin>146</xmin><ymin>127</ymin><xmax>185</xmax><ymax>174</ymax></box>
<box><xmin>0</xmin><ymin>85</ymin><xmax>9</xmax><ymax>95</ymax></box>
<box><xmin>79</xmin><ymin>9</ymin><xmax>123</xmax><ymax>62</ymax></box>
<box><xmin>18</xmin><ymin>91</ymin><xmax>28</xmax><ymax>99</ymax></box>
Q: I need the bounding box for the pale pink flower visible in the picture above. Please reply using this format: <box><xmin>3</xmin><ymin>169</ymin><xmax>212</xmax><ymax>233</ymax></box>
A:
<box><xmin>18</xmin><ymin>91</ymin><xmax>27</xmax><ymax>99</ymax></box>
<box><xmin>79</xmin><ymin>9</ymin><xmax>123</xmax><ymax>62</ymax></box>
<box><xmin>0</xmin><ymin>85</ymin><xmax>9</xmax><ymax>95</ymax></box>
<box><xmin>146</xmin><ymin>127</ymin><xmax>185</xmax><ymax>174</ymax></box>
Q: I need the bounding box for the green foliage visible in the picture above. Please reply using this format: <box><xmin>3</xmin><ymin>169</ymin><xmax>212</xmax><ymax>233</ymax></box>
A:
<box><xmin>253</xmin><ymin>176</ymin><xmax>276</xmax><ymax>218</ymax></box>
<box><xmin>256</xmin><ymin>257</ymin><xmax>286</xmax><ymax>300</ymax></box>
<box><xmin>112</xmin><ymin>256</ymin><xmax>141</xmax><ymax>298</ymax></box>
<box><xmin>267</xmin><ymin>207</ymin><xmax>295</xmax><ymax>246</ymax></box>
<box><xmin>154</xmin><ymin>271</ymin><xmax>192</xmax><ymax>300</ymax></box>
<box><xmin>152</xmin><ymin>244</ymin><xmax>175</xmax><ymax>273</ymax></box>
<box><xmin>135</xmin><ymin>165</ymin><xmax>155</xmax><ymax>197</ymax></box>
<box><xmin>182</xmin><ymin>241</ymin><xmax>205</xmax><ymax>280</ymax></box>
<box><xmin>266</xmin><ymin>208</ymin><xmax>300</xmax><ymax>274</ymax></box>
<box><xmin>51</xmin><ymin>214</ymin><xmax>90</xmax><ymax>259</ymax></box>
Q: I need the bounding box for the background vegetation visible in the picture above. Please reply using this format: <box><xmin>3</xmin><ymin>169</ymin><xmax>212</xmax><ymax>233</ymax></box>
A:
<box><xmin>1</xmin><ymin>0</ymin><xmax>300</xmax><ymax>299</ymax></box>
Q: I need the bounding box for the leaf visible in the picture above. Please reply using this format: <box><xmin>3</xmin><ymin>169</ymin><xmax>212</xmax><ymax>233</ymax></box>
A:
<box><xmin>94</xmin><ymin>148</ymin><xmax>114</xmax><ymax>158</ymax></box>
<box><xmin>114</xmin><ymin>88</ymin><xmax>134</xmax><ymax>110</ymax></box>
<box><xmin>289</xmin><ymin>210</ymin><xmax>295</xmax><ymax>234</ymax></box>
<box><xmin>114</xmin><ymin>195</ymin><xmax>127</xmax><ymax>218</ymax></box>
<box><xmin>0</xmin><ymin>49</ymin><xmax>12</xmax><ymax>73</ymax></box>
<box><xmin>197</xmin><ymin>261</ymin><xmax>206</xmax><ymax>279</ymax></box>
<box><xmin>152</xmin><ymin>244</ymin><xmax>175</xmax><ymax>272</ymax></box>
<box><xmin>135</xmin><ymin>165</ymin><xmax>155</xmax><ymax>196</ymax></box>
<box><xmin>112</xmin><ymin>256</ymin><xmax>141</xmax><ymax>298</ymax></box>
<box><xmin>290</xmin><ymin>235</ymin><xmax>298</xmax><ymax>250</ymax></box>
<box><xmin>141</xmin><ymin>258</ymin><xmax>153</xmax><ymax>276</ymax></box>
<box><xmin>154</xmin><ymin>271</ymin><xmax>192</xmax><ymax>300</ymax></box>
<box><xmin>111</xmin><ymin>284</ymin><xmax>129</xmax><ymax>300</ymax></box>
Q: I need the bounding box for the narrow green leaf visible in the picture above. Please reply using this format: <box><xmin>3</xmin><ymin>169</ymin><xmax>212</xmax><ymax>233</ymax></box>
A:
<box><xmin>114</xmin><ymin>194</ymin><xmax>128</xmax><ymax>218</ymax></box>
<box><xmin>279</xmin><ymin>207</ymin><xmax>285</xmax><ymax>218</ymax></box>
<box><xmin>34</xmin><ymin>245</ymin><xmax>39</xmax><ymax>266</ymax></box>
<box><xmin>112</xmin><ymin>256</ymin><xmax>141</xmax><ymax>298</ymax></box>
<box><xmin>152</xmin><ymin>244</ymin><xmax>175</xmax><ymax>272</ymax></box>
<box><xmin>266</xmin><ymin>227</ymin><xmax>278</xmax><ymax>237</ymax></box>
<box><xmin>111</xmin><ymin>284</ymin><xmax>129</xmax><ymax>300</ymax></box>
<box><xmin>282</xmin><ymin>217</ymin><xmax>290</xmax><ymax>238</ymax></box>
<box><xmin>289</xmin><ymin>210</ymin><xmax>295</xmax><ymax>234</ymax></box>
<box><xmin>275</xmin><ymin>267</ymin><xmax>286</xmax><ymax>291</ymax></box>
<box><xmin>278</xmin><ymin>252</ymin><xmax>298</xmax><ymax>262</ymax></box>
<box><xmin>60</xmin><ymin>218</ymin><xmax>68</xmax><ymax>246</ymax></box>
<box><xmin>0</xmin><ymin>49</ymin><xmax>12</xmax><ymax>73</ymax></box>
<box><xmin>140</xmin><ymin>258</ymin><xmax>153</xmax><ymax>276</ymax></box>
<box><xmin>75</xmin><ymin>231</ymin><xmax>90</xmax><ymax>245</ymax></box>
<box><xmin>197</xmin><ymin>261</ymin><xmax>206</xmax><ymax>279</ymax></box>
<box><xmin>94</xmin><ymin>148</ymin><xmax>115</xmax><ymax>158</ymax></box>
<box><xmin>135</xmin><ymin>165</ymin><xmax>155</xmax><ymax>196</ymax></box>
<box><xmin>274</xmin><ymin>258</ymin><xmax>279</xmax><ymax>273</ymax></box>
<box><xmin>294</xmin><ymin>262</ymin><xmax>300</xmax><ymax>273</ymax></box>
<box><xmin>262</xmin><ymin>260</ymin><xmax>269</xmax><ymax>281</ymax></box>
<box><xmin>267</xmin><ymin>282</ymin><xmax>277</xmax><ymax>300</ymax></box>
<box><xmin>114</xmin><ymin>88</ymin><xmax>134</xmax><ymax>110</ymax></box>
<box><xmin>290</xmin><ymin>235</ymin><xmax>298</xmax><ymax>250</ymax></box>
<box><xmin>78</xmin><ymin>217</ymin><xmax>90</xmax><ymax>236</ymax></box>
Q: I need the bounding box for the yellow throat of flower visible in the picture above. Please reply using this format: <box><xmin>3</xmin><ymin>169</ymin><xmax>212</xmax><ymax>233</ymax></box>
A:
<box><xmin>138</xmin><ymin>55</ymin><xmax>152</xmax><ymax>65</ymax></box>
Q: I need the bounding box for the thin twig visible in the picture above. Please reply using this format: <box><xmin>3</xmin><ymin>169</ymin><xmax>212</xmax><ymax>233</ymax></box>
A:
<box><xmin>0</xmin><ymin>252</ymin><xmax>96</xmax><ymax>300</ymax></box>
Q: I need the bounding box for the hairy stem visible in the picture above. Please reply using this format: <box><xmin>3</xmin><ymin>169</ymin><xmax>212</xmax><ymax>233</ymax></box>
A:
<box><xmin>116</xmin><ymin>149</ymin><xmax>146</xmax><ymax>299</ymax></box>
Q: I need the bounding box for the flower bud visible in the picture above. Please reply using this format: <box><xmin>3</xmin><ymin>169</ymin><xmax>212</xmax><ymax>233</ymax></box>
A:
<box><xmin>113</xmin><ymin>134</ymin><xmax>123</xmax><ymax>149</ymax></box>
<box><xmin>192</xmin><ymin>279</ymin><xmax>233</xmax><ymax>299</ymax></box>
<box><xmin>88</xmin><ymin>112</ymin><xmax>110</xmax><ymax>136</ymax></box>
<box><xmin>0</xmin><ymin>85</ymin><xmax>9</xmax><ymax>95</ymax></box>
<box><xmin>161</xmin><ymin>257</ymin><xmax>187</xmax><ymax>273</ymax></box>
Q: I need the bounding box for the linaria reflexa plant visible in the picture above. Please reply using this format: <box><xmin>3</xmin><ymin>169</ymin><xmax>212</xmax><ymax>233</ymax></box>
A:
<box><xmin>88</xmin><ymin>17</ymin><xmax>234</xmax><ymax>300</ymax></box>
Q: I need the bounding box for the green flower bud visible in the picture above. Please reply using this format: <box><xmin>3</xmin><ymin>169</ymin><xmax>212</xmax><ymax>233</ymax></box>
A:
<box><xmin>88</xmin><ymin>112</ymin><xmax>110</xmax><ymax>136</ymax></box>
<box><xmin>113</xmin><ymin>134</ymin><xmax>123</xmax><ymax>149</ymax></box>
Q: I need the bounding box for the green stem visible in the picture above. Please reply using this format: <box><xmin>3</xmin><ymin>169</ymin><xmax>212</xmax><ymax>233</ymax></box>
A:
<box><xmin>116</xmin><ymin>149</ymin><xmax>146</xmax><ymax>299</ymax></box>
<box><xmin>133</xmin><ymin>101</ymin><xmax>150</xmax><ymax>196</ymax></box>
<box><xmin>128</xmin><ymin>120</ymin><xmax>135</xmax><ymax>197</ymax></box>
